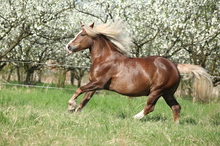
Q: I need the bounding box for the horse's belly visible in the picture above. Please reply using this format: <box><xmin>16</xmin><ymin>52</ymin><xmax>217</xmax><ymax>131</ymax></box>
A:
<box><xmin>109</xmin><ymin>76</ymin><xmax>151</xmax><ymax>96</ymax></box>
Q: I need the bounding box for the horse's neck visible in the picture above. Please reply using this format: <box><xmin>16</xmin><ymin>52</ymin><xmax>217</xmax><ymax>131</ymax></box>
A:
<box><xmin>90</xmin><ymin>36</ymin><xmax>125</xmax><ymax>63</ymax></box>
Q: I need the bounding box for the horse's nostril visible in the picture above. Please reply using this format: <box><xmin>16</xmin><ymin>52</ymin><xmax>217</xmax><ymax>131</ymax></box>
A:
<box><xmin>68</xmin><ymin>45</ymin><xmax>71</xmax><ymax>50</ymax></box>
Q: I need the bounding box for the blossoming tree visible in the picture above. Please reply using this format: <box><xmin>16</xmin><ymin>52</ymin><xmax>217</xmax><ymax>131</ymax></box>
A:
<box><xmin>0</xmin><ymin>0</ymin><xmax>219</xmax><ymax>86</ymax></box>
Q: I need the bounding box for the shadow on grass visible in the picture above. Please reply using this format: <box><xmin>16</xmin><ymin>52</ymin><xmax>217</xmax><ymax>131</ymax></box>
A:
<box><xmin>116</xmin><ymin>111</ymin><xmax>130</xmax><ymax>119</ymax></box>
<box><xmin>140</xmin><ymin>114</ymin><xmax>168</xmax><ymax>122</ymax></box>
<box><xmin>116</xmin><ymin>112</ymin><xmax>169</xmax><ymax>123</ymax></box>
<box><xmin>180</xmin><ymin>117</ymin><xmax>197</xmax><ymax>125</ymax></box>
<box><xmin>210</xmin><ymin>112</ymin><xmax>220</xmax><ymax>126</ymax></box>
<box><xmin>130</xmin><ymin>113</ymin><xmax>198</xmax><ymax>124</ymax></box>
<box><xmin>0</xmin><ymin>111</ymin><xmax>9</xmax><ymax>124</ymax></box>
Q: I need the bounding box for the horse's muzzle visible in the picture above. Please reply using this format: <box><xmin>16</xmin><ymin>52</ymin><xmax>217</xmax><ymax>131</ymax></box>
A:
<box><xmin>66</xmin><ymin>44</ymin><xmax>77</xmax><ymax>54</ymax></box>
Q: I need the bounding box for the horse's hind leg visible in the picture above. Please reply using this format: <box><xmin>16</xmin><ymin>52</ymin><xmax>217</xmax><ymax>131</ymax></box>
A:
<box><xmin>163</xmin><ymin>94</ymin><xmax>181</xmax><ymax>123</ymax></box>
<box><xmin>134</xmin><ymin>91</ymin><xmax>161</xmax><ymax>119</ymax></box>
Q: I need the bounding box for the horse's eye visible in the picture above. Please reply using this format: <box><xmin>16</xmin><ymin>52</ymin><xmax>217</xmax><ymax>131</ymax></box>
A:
<box><xmin>81</xmin><ymin>34</ymin><xmax>85</xmax><ymax>36</ymax></box>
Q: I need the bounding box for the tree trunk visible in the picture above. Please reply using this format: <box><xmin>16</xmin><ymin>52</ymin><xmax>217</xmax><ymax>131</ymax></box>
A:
<box><xmin>38</xmin><ymin>70</ymin><xmax>42</xmax><ymax>83</ymax></box>
<box><xmin>16</xmin><ymin>66</ymin><xmax>20</xmax><ymax>82</ymax></box>
<box><xmin>6</xmin><ymin>67</ymin><xmax>13</xmax><ymax>82</ymax></box>
<box><xmin>70</xmin><ymin>70</ymin><xmax>75</xmax><ymax>86</ymax></box>
<box><xmin>24</xmin><ymin>64</ymin><xmax>40</xmax><ymax>85</ymax></box>
<box><xmin>210</xmin><ymin>57</ymin><xmax>217</xmax><ymax>75</ymax></box>
<box><xmin>30</xmin><ymin>73</ymin><xmax>34</xmax><ymax>83</ymax></box>
<box><xmin>0</xmin><ymin>62</ymin><xmax>6</xmax><ymax>71</ymax></box>
<box><xmin>25</xmin><ymin>71</ymin><xmax>32</xmax><ymax>85</ymax></box>
<box><xmin>61</xmin><ymin>70</ymin><xmax>67</xmax><ymax>88</ymax></box>
<box><xmin>77</xmin><ymin>76</ymin><xmax>82</xmax><ymax>87</ymax></box>
<box><xmin>74</xmin><ymin>68</ymin><xmax>87</xmax><ymax>88</ymax></box>
<box><xmin>57</xmin><ymin>69</ymin><xmax>68</xmax><ymax>88</ymax></box>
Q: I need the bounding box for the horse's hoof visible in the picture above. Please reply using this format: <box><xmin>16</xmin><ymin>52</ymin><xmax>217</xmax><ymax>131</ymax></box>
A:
<box><xmin>68</xmin><ymin>109</ymin><xmax>75</xmax><ymax>114</ymax></box>
<box><xmin>74</xmin><ymin>107</ymin><xmax>80</xmax><ymax>114</ymax></box>
<box><xmin>68</xmin><ymin>110</ymin><xmax>73</xmax><ymax>114</ymax></box>
<box><xmin>133</xmin><ymin>110</ymin><xmax>145</xmax><ymax>120</ymax></box>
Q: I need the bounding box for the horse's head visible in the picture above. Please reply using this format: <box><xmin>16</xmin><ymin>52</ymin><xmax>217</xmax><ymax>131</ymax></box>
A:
<box><xmin>66</xmin><ymin>22</ymin><xmax>94</xmax><ymax>54</ymax></box>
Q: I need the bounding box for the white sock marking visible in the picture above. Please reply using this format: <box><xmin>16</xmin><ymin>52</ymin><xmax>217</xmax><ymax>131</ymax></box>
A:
<box><xmin>133</xmin><ymin>110</ymin><xmax>145</xmax><ymax>119</ymax></box>
<box><xmin>175</xmin><ymin>119</ymin><xmax>179</xmax><ymax>124</ymax></box>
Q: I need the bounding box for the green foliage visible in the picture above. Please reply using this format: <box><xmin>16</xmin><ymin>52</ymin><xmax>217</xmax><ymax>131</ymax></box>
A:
<box><xmin>0</xmin><ymin>86</ymin><xmax>220</xmax><ymax>145</ymax></box>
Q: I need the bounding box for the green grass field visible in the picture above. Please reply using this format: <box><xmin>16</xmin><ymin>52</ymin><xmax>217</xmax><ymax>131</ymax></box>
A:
<box><xmin>0</xmin><ymin>85</ymin><xmax>219</xmax><ymax>146</ymax></box>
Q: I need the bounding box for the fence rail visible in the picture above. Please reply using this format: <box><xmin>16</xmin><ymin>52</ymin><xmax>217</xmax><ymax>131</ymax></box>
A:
<box><xmin>0</xmin><ymin>60</ymin><xmax>90</xmax><ymax>69</ymax></box>
<box><xmin>0</xmin><ymin>82</ymin><xmax>75</xmax><ymax>90</ymax></box>
<box><xmin>1</xmin><ymin>60</ymin><xmax>220</xmax><ymax>78</ymax></box>
<box><xmin>0</xmin><ymin>82</ymin><xmax>105</xmax><ymax>94</ymax></box>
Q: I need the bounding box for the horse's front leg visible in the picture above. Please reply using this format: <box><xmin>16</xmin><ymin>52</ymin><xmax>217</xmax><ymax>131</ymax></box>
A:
<box><xmin>67</xmin><ymin>81</ymin><xmax>99</xmax><ymax>113</ymax></box>
<box><xmin>74</xmin><ymin>91</ymin><xmax>95</xmax><ymax>113</ymax></box>
<box><xmin>68</xmin><ymin>88</ymin><xmax>82</xmax><ymax>113</ymax></box>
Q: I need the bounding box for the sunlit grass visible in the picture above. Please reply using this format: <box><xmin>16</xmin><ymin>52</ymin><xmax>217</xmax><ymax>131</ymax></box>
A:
<box><xmin>0</xmin><ymin>86</ymin><xmax>219</xmax><ymax>145</ymax></box>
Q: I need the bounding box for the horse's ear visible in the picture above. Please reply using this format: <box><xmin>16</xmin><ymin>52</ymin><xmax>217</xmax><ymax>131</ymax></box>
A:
<box><xmin>89</xmin><ymin>22</ymin><xmax>94</xmax><ymax>28</ymax></box>
<box><xmin>80</xmin><ymin>22</ymin><xmax>84</xmax><ymax>28</ymax></box>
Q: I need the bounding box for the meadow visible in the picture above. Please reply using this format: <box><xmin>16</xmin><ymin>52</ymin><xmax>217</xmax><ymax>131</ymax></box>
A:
<box><xmin>0</xmin><ymin>85</ymin><xmax>219</xmax><ymax>146</ymax></box>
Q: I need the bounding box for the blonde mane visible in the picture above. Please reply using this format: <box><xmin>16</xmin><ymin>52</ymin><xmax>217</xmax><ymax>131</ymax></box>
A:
<box><xmin>83</xmin><ymin>21</ymin><xmax>132</xmax><ymax>56</ymax></box>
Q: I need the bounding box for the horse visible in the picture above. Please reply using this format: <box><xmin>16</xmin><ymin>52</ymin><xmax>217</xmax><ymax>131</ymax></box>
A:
<box><xmin>66</xmin><ymin>21</ymin><xmax>213</xmax><ymax>123</ymax></box>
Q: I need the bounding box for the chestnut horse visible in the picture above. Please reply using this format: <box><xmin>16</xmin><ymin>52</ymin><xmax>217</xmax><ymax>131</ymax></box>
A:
<box><xmin>66</xmin><ymin>21</ymin><xmax>213</xmax><ymax>123</ymax></box>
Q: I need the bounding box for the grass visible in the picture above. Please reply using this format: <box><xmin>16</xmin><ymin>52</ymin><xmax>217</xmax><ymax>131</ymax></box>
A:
<box><xmin>0</xmin><ymin>85</ymin><xmax>220</xmax><ymax>146</ymax></box>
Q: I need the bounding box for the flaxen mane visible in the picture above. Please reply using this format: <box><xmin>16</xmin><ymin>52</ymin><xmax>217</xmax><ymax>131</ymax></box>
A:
<box><xmin>83</xmin><ymin>21</ymin><xmax>132</xmax><ymax>56</ymax></box>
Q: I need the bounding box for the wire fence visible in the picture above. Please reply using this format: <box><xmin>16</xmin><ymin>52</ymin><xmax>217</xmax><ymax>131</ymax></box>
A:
<box><xmin>0</xmin><ymin>60</ymin><xmax>90</xmax><ymax>69</ymax></box>
<box><xmin>0</xmin><ymin>82</ymin><xmax>76</xmax><ymax>91</ymax></box>
<box><xmin>0</xmin><ymin>59</ymin><xmax>220</xmax><ymax>91</ymax></box>
<box><xmin>0</xmin><ymin>81</ymin><xmax>106</xmax><ymax>94</ymax></box>
<box><xmin>1</xmin><ymin>60</ymin><xmax>220</xmax><ymax>77</ymax></box>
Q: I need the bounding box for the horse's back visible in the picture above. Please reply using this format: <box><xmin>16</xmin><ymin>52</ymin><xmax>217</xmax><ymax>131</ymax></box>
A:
<box><xmin>126</xmin><ymin>56</ymin><xmax>178</xmax><ymax>77</ymax></box>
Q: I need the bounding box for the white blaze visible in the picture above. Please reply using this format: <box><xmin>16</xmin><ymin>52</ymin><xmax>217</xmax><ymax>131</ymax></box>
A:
<box><xmin>66</xmin><ymin>30</ymin><xmax>82</xmax><ymax>51</ymax></box>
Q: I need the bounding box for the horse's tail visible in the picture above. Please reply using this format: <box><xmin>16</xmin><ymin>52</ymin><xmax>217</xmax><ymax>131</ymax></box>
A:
<box><xmin>177</xmin><ymin>64</ymin><xmax>213</xmax><ymax>102</ymax></box>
